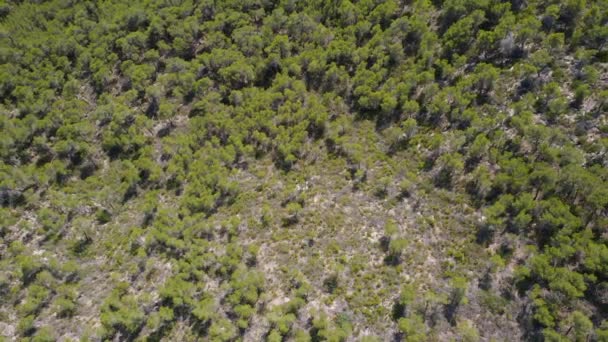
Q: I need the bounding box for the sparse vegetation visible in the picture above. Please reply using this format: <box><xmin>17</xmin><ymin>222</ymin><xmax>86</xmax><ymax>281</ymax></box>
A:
<box><xmin>1</xmin><ymin>0</ymin><xmax>606</xmax><ymax>340</ymax></box>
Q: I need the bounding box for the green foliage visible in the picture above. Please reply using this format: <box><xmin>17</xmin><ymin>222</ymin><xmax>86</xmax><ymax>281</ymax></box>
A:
<box><xmin>311</xmin><ymin>313</ymin><xmax>351</xmax><ymax>342</ymax></box>
<box><xmin>1</xmin><ymin>0</ymin><xmax>607</xmax><ymax>340</ymax></box>
<box><xmin>16</xmin><ymin>254</ymin><xmax>43</xmax><ymax>285</ymax></box>
<box><xmin>192</xmin><ymin>297</ymin><xmax>215</xmax><ymax>323</ymax></box>
<box><xmin>100</xmin><ymin>283</ymin><xmax>145</xmax><ymax>339</ymax></box>
<box><xmin>457</xmin><ymin>319</ymin><xmax>480</xmax><ymax>342</ymax></box>
<box><xmin>399</xmin><ymin>284</ymin><xmax>416</xmax><ymax>307</ymax></box>
<box><xmin>450</xmin><ymin>276</ymin><xmax>469</xmax><ymax>306</ymax></box>
<box><xmin>17</xmin><ymin>315</ymin><xmax>36</xmax><ymax>336</ymax></box>
<box><xmin>31</xmin><ymin>326</ymin><xmax>56</xmax><ymax>342</ymax></box>
<box><xmin>227</xmin><ymin>268</ymin><xmax>265</xmax><ymax>307</ymax></box>
<box><xmin>597</xmin><ymin>321</ymin><xmax>608</xmax><ymax>342</ymax></box>
<box><xmin>53</xmin><ymin>296</ymin><xmax>77</xmax><ymax>318</ymax></box>
<box><xmin>285</xmin><ymin>201</ymin><xmax>303</xmax><ymax>223</ymax></box>
<box><xmin>398</xmin><ymin>314</ymin><xmax>427</xmax><ymax>342</ymax></box>
<box><xmin>19</xmin><ymin>284</ymin><xmax>50</xmax><ymax>316</ymax></box>
<box><xmin>96</xmin><ymin>208</ymin><xmax>112</xmax><ymax>224</ymax></box>
<box><xmin>388</xmin><ymin>238</ymin><xmax>408</xmax><ymax>261</ymax></box>
<box><xmin>384</xmin><ymin>219</ymin><xmax>398</xmax><ymax>237</ymax></box>
<box><xmin>209</xmin><ymin>317</ymin><xmax>237</xmax><ymax>342</ymax></box>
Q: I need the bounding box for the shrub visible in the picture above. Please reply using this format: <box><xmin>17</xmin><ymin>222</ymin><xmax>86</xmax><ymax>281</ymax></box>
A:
<box><xmin>96</xmin><ymin>208</ymin><xmax>112</xmax><ymax>224</ymax></box>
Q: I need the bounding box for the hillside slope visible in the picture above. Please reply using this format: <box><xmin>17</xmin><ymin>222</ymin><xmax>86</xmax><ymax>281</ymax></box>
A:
<box><xmin>1</xmin><ymin>0</ymin><xmax>607</xmax><ymax>341</ymax></box>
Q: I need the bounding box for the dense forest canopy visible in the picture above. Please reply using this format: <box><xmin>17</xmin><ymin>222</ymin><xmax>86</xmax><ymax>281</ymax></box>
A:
<box><xmin>0</xmin><ymin>0</ymin><xmax>607</xmax><ymax>341</ymax></box>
